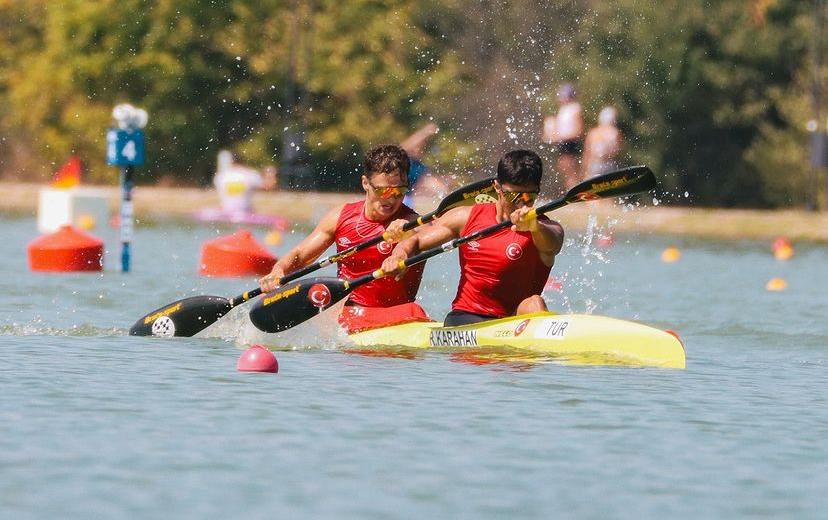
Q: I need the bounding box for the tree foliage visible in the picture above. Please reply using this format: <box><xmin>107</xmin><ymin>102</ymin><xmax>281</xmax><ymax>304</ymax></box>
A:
<box><xmin>0</xmin><ymin>0</ymin><xmax>824</xmax><ymax>207</ymax></box>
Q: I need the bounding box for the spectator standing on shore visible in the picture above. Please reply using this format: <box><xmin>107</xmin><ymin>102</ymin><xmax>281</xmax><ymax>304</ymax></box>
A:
<box><xmin>213</xmin><ymin>150</ymin><xmax>275</xmax><ymax>214</ymax></box>
<box><xmin>582</xmin><ymin>106</ymin><xmax>623</xmax><ymax>179</ymax></box>
<box><xmin>399</xmin><ymin>122</ymin><xmax>447</xmax><ymax>207</ymax></box>
<box><xmin>542</xmin><ymin>83</ymin><xmax>584</xmax><ymax>189</ymax></box>
<box><xmin>262</xmin><ymin>165</ymin><xmax>279</xmax><ymax>191</ymax></box>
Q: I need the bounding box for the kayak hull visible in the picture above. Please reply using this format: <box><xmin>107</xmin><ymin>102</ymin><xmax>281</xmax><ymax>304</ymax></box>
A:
<box><xmin>347</xmin><ymin>311</ymin><xmax>685</xmax><ymax>368</ymax></box>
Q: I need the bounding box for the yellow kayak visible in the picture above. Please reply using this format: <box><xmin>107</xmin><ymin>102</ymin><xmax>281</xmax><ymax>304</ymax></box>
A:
<box><xmin>348</xmin><ymin>311</ymin><xmax>685</xmax><ymax>368</ymax></box>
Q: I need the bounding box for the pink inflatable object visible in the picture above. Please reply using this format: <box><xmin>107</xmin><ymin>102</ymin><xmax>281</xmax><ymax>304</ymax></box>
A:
<box><xmin>193</xmin><ymin>208</ymin><xmax>289</xmax><ymax>231</ymax></box>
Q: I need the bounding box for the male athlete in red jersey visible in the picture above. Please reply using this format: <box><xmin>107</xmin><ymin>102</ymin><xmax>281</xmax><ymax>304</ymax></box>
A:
<box><xmin>382</xmin><ymin>150</ymin><xmax>563</xmax><ymax>326</ymax></box>
<box><xmin>259</xmin><ymin>144</ymin><xmax>428</xmax><ymax>332</ymax></box>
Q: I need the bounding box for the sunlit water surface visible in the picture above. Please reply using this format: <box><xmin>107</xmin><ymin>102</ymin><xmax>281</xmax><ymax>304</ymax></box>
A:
<box><xmin>2</xmin><ymin>212</ymin><xmax>827</xmax><ymax>519</ymax></box>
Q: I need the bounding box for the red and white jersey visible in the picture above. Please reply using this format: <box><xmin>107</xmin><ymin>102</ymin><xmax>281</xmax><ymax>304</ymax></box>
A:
<box><xmin>335</xmin><ymin>201</ymin><xmax>425</xmax><ymax>307</ymax></box>
<box><xmin>452</xmin><ymin>204</ymin><xmax>552</xmax><ymax>317</ymax></box>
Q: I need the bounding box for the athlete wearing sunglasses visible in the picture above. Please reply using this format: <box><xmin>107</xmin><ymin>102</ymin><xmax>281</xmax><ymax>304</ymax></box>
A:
<box><xmin>498</xmin><ymin>186</ymin><xmax>539</xmax><ymax>206</ymax></box>
<box><xmin>260</xmin><ymin>144</ymin><xmax>429</xmax><ymax>332</ymax></box>
<box><xmin>382</xmin><ymin>149</ymin><xmax>564</xmax><ymax>327</ymax></box>
<box><xmin>367</xmin><ymin>180</ymin><xmax>410</xmax><ymax>200</ymax></box>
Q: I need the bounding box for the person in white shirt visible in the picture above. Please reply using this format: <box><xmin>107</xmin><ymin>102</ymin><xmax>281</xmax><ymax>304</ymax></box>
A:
<box><xmin>582</xmin><ymin>106</ymin><xmax>623</xmax><ymax>179</ymax></box>
<box><xmin>213</xmin><ymin>150</ymin><xmax>275</xmax><ymax>214</ymax></box>
<box><xmin>542</xmin><ymin>83</ymin><xmax>584</xmax><ymax>189</ymax></box>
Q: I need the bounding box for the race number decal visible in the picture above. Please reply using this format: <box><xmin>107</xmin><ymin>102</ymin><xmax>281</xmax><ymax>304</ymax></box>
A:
<box><xmin>534</xmin><ymin>318</ymin><xmax>569</xmax><ymax>340</ymax></box>
<box><xmin>151</xmin><ymin>316</ymin><xmax>176</xmax><ymax>337</ymax></box>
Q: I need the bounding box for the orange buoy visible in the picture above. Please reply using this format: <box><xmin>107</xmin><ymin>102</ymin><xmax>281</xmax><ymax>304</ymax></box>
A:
<box><xmin>27</xmin><ymin>224</ymin><xmax>104</xmax><ymax>272</ymax></box>
<box><xmin>661</xmin><ymin>246</ymin><xmax>681</xmax><ymax>263</ymax></box>
<box><xmin>771</xmin><ymin>237</ymin><xmax>791</xmax><ymax>253</ymax></box>
<box><xmin>773</xmin><ymin>244</ymin><xmax>794</xmax><ymax>261</ymax></box>
<box><xmin>264</xmin><ymin>230</ymin><xmax>283</xmax><ymax>246</ymax></box>
<box><xmin>766</xmin><ymin>277</ymin><xmax>787</xmax><ymax>292</ymax></box>
<box><xmin>199</xmin><ymin>228</ymin><xmax>276</xmax><ymax>277</ymax></box>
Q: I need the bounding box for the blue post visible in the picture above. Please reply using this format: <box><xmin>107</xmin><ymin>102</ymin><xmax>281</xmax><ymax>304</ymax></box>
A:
<box><xmin>120</xmin><ymin>165</ymin><xmax>134</xmax><ymax>272</ymax></box>
<box><xmin>107</xmin><ymin>103</ymin><xmax>146</xmax><ymax>273</ymax></box>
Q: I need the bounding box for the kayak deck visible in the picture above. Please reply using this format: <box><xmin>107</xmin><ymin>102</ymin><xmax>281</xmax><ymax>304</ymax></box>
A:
<box><xmin>347</xmin><ymin>311</ymin><xmax>685</xmax><ymax>368</ymax></box>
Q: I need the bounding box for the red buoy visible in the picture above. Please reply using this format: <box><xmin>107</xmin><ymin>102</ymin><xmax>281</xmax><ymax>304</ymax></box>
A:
<box><xmin>199</xmin><ymin>228</ymin><xmax>277</xmax><ymax>277</ymax></box>
<box><xmin>27</xmin><ymin>224</ymin><xmax>104</xmax><ymax>272</ymax></box>
<box><xmin>237</xmin><ymin>344</ymin><xmax>279</xmax><ymax>373</ymax></box>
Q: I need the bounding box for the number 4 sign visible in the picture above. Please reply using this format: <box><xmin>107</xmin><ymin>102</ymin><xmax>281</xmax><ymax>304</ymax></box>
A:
<box><xmin>106</xmin><ymin>129</ymin><xmax>145</xmax><ymax>166</ymax></box>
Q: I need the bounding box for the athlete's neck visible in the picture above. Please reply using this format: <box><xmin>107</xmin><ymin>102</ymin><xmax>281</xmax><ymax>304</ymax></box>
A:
<box><xmin>363</xmin><ymin>201</ymin><xmax>391</xmax><ymax>223</ymax></box>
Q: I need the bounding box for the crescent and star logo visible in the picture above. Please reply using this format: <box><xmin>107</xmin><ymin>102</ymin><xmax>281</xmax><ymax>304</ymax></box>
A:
<box><xmin>506</xmin><ymin>242</ymin><xmax>523</xmax><ymax>260</ymax></box>
<box><xmin>377</xmin><ymin>241</ymin><xmax>394</xmax><ymax>255</ymax></box>
<box><xmin>514</xmin><ymin>319</ymin><xmax>530</xmax><ymax>336</ymax></box>
<box><xmin>308</xmin><ymin>283</ymin><xmax>332</xmax><ymax>308</ymax></box>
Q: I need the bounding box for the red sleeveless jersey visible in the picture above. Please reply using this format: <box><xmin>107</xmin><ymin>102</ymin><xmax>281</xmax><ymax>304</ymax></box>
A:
<box><xmin>335</xmin><ymin>201</ymin><xmax>425</xmax><ymax>307</ymax></box>
<box><xmin>452</xmin><ymin>204</ymin><xmax>552</xmax><ymax>317</ymax></box>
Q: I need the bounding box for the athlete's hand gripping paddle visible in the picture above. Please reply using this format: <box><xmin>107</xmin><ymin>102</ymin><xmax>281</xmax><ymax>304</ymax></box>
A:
<box><xmin>249</xmin><ymin>166</ymin><xmax>657</xmax><ymax>333</ymax></box>
<box><xmin>129</xmin><ymin>177</ymin><xmax>497</xmax><ymax>337</ymax></box>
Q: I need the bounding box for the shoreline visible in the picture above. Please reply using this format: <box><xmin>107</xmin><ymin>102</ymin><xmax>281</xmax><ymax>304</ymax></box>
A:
<box><xmin>2</xmin><ymin>181</ymin><xmax>827</xmax><ymax>243</ymax></box>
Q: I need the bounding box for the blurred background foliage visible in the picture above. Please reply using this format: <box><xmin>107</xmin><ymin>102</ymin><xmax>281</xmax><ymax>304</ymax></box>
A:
<box><xmin>0</xmin><ymin>0</ymin><xmax>825</xmax><ymax>207</ymax></box>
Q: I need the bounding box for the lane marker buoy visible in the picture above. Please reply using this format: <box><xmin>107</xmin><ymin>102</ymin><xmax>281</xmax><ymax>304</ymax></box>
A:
<box><xmin>661</xmin><ymin>247</ymin><xmax>681</xmax><ymax>263</ymax></box>
<box><xmin>199</xmin><ymin>228</ymin><xmax>277</xmax><ymax>277</ymax></box>
<box><xmin>237</xmin><ymin>344</ymin><xmax>279</xmax><ymax>373</ymax></box>
<box><xmin>27</xmin><ymin>224</ymin><xmax>104</xmax><ymax>272</ymax></box>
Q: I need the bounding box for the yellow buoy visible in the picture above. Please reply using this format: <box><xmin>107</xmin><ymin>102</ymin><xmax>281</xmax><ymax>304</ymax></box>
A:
<box><xmin>773</xmin><ymin>244</ymin><xmax>794</xmax><ymax>261</ymax></box>
<box><xmin>76</xmin><ymin>214</ymin><xmax>97</xmax><ymax>231</ymax></box>
<box><xmin>766</xmin><ymin>278</ymin><xmax>787</xmax><ymax>292</ymax></box>
<box><xmin>265</xmin><ymin>230</ymin><xmax>283</xmax><ymax>247</ymax></box>
<box><xmin>661</xmin><ymin>247</ymin><xmax>681</xmax><ymax>263</ymax></box>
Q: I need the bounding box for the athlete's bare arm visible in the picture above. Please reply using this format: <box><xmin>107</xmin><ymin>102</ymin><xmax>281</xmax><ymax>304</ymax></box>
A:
<box><xmin>259</xmin><ymin>205</ymin><xmax>343</xmax><ymax>292</ymax></box>
<box><xmin>510</xmin><ymin>207</ymin><xmax>564</xmax><ymax>267</ymax></box>
<box><xmin>381</xmin><ymin>206</ymin><xmax>472</xmax><ymax>276</ymax></box>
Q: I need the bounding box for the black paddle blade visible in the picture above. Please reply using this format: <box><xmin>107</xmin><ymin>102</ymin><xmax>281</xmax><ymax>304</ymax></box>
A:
<box><xmin>129</xmin><ymin>296</ymin><xmax>233</xmax><ymax>337</ymax></box>
<box><xmin>249</xmin><ymin>277</ymin><xmax>352</xmax><ymax>333</ymax></box>
<box><xmin>434</xmin><ymin>176</ymin><xmax>496</xmax><ymax>213</ymax></box>
<box><xmin>565</xmin><ymin>166</ymin><xmax>655</xmax><ymax>203</ymax></box>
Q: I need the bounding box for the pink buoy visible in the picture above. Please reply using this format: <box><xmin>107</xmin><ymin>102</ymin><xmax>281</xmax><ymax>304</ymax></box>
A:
<box><xmin>237</xmin><ymin>344</ymin><xmax>279</xmax><ymax>373</ymax></box>
<box><xmin>544</xmin><ymin>275</ymin><xmax>563</xmax><ymax>291</ymax></box>
<box><xmin>596</xmin><ymin>234</ymin><xmax>614</xmax><ymax>248</ymax></box>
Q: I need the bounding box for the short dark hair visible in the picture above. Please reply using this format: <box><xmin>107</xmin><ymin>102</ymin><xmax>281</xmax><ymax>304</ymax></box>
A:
<box><xmin>497</xmin><ymin>150</ymin><xmax>542</xmax><ymax>186</ymax></box>
<box><xmin>364</xmin><ymin>144</ymin><xmax>410</xmax><ymax>180</ymax></box>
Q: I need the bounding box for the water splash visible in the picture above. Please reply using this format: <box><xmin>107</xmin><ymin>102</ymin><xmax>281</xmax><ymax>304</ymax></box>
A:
<box><xmin>201</xmin><ymin>300</ymin><xmax>350</xmax><ymax>351</ymax></box>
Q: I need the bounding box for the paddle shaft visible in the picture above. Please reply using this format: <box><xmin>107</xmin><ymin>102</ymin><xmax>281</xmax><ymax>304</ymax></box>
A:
<box><xmin>344</xmin><ymin>166</ymin><xmax>655</xmax><ymax>292</ymax></box>
<box><xmin>343</xmin><ymin>197</ymin><xmax>568</xmax><ymax>292</ymax></box>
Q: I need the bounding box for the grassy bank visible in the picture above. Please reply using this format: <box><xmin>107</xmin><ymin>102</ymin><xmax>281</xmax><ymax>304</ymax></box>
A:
<box><xmin>2</xmin><ymin>182</ymin><xmax>827</xmax><ymax>243</ymax></box>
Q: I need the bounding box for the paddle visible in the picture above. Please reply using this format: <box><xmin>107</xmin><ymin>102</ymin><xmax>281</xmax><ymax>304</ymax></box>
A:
<box><xmin>249</xmin><ymin>165</ymin><xmax>657</xmax><ymax>333</ymax></box>
<box><xmin>128</xmin><ymin>177</ymin><xmax>497</xmax><ymax>336</ymax></box>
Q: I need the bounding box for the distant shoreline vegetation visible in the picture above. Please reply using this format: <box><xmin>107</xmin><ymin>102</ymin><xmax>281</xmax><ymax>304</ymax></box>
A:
<box><xmin>0</xmin><ymin>1</ymin><xmax>825</xmax><ymax>209</ymax></box>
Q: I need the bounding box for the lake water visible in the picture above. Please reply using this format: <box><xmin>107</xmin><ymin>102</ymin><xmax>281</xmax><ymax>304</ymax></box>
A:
<box><xmin>1</xmin><ymin>210</ymin><xmax>827</xmax><ymax>519</ymax></box>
